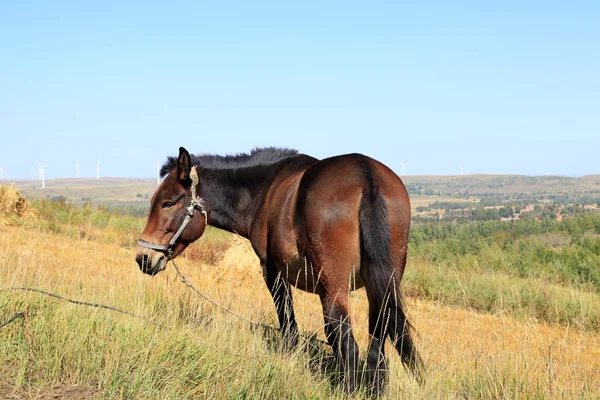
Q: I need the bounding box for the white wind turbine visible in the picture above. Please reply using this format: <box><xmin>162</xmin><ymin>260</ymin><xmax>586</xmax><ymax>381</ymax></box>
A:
<box><xmin>95</xmin><ymin>160</ymin><xmax>102</xmax><ymax>180</ymax></box>
<box><xmin>151</xmin><ymin>157</ymin><xmax>161</xmax><ymax>185</ymax></box>
<box><xmin>400</xmin><ymin>161</ymin><xmax>408</xmax><ymax>176</ymax></box>
<box><xmin>0</xmin><ymin>165</ymin><xmax>3</xmax><ymax>180</ymax></box>
<box><xmin>460</xmin><ymin>164</ymin><xmax>468</xmax><ymax>176</ymax></box>
<box><xmin>37</xmin><ymin>161</ymin><xmax>50</xmax><ymax>189</ymax></box>
<box><xmin>76</xmin><ymin>160</ymin><xmax>84</xmax><ymax>178</ymax></box>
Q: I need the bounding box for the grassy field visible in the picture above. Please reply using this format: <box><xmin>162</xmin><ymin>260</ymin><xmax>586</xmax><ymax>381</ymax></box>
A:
<box><xmin>1</xmin><ymin>186</ymin><xmax>600</xmax><ymax>398</ymax></box>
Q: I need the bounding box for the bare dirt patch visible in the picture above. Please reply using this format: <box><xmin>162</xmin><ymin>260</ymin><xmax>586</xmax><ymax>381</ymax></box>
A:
<box><xmin>0</xmin><ymin>382</ymin><xmax>99</xmax><ymax>400</ymax></box>
<box><xmin>0</xmin><ymin>363</ymin><xmax>99</xmax><ymax>400</ymax></box>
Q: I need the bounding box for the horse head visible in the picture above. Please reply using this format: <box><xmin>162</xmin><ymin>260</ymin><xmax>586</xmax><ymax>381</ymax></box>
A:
<box><xmin>136</xmin><ymin>147</ymin><xmax>208</xmax><ymax>275</ymax></box>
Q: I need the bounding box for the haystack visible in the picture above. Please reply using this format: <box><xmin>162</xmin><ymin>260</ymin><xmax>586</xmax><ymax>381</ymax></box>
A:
<box><xmin>0</xmin><ymin>184</ymin><xmax>37</xmax><ymax>226</ymax></box>
<box><xmin>210</xmin><ymin>235</ymin><xmax>263</xmax><ymax>286</ymax></box>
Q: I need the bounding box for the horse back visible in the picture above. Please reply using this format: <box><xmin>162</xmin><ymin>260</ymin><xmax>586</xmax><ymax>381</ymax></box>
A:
<box><xmin>296</xmin><ymin>153</ymin><xmax>410</xmax><ymax>230</ymax></box>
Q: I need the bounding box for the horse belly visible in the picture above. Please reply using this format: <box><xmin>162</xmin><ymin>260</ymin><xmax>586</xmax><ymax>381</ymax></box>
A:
<box><xmin>278</xmin><ymin>257</ymin><xmax>365</xmax><ymax>293</ymax></box>
<box><xmin>279</xmin><ymin>257</ymin><xmax>322</xmax><ymax>293</ymax></box>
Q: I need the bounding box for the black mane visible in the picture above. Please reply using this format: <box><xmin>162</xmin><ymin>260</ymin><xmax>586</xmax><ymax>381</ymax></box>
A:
<box><xmin>160</xmin><ymin>147</ymin><xmax>299</xmax><ymax>177</ymax></box>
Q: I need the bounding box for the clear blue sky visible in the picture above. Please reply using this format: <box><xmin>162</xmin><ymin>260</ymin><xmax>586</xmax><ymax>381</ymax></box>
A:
<box><xmin>1</xmin><ymin>1</ymin><xmax>599</xmax><ymax>179</ymax></box>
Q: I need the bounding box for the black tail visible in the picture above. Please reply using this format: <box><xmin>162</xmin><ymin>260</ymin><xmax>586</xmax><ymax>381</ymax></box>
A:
<box><xmin>359</xmin><ymin>187</ymin><xmax>424</xmax><ymax>381</ymax></box>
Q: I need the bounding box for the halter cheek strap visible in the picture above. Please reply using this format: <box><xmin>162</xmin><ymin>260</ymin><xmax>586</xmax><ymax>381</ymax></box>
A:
<box><xmin>137</xmin><ymin>166</ymin><xmax>207</xmax><ymax>258</ymax></box>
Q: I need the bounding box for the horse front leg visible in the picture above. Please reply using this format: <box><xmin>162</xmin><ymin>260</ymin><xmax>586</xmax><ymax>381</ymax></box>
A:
<box><xmin>263</xmin><ymin>261</ymin><xmax>299</xmax><ymax>349</ymax></box>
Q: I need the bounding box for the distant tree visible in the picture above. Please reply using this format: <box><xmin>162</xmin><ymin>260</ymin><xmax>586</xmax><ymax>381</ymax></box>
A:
<box><xmin>50</xmin><ymin>196</ymin><xmax>67</xmax><ymax>204</ymax></box>
<box><xmin>500</xmin><ymin>206</ymin><xmax>514</xmax><ymax>218</ymax></box>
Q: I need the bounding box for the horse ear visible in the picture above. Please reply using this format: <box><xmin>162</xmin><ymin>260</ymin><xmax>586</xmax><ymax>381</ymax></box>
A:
<box><xmin>177</xmin><ymin>147</ymin><xmax>192</xmax><ymax>185</ymax></box>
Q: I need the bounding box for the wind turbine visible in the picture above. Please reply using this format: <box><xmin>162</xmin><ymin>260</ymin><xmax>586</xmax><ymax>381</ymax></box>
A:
<box><xmin>0</xmin><ymin>165</ymin><xmax>3</xmax><ymax>180</ymax></box>
<box><xmin>37</xmin><ymin>161</ymin><xmax>50</xmax><ymax>189</ymax></box>
<box><xmin>95</xmin><ymin>160</ymin><xmax>102</xmax><ymax>180</ymax></box>
<box><xmin>460</xmin><ymin>164</ymin><xmax>468</xmax><ymax>176</ymax></box>
<box><xmin>76</xmin><ymin>160</ymin><xmax>84</xmax><ymax>178</ymax></box>
<box><xmin>400</xmin><ymin>161</ymin><xmax>408</xmax><ymax>176</ymax></box>
<box><xmin>151</xmin><ymin>157</ymin><xmax>161</xmax><ymax>185</ymax></box>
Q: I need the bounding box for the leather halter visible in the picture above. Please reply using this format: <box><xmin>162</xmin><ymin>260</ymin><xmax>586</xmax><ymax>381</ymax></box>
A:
<box><xmin>137</xmin><ymin>166</ymin><xmax>207</xmax><ymax>259</ymax></box>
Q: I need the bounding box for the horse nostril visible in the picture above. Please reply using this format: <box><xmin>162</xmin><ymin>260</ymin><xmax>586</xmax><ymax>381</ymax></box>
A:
<box><xmin>137</xmin><ymin>254</ymin><xmax>150</xmax><ymax>272</ymax></box>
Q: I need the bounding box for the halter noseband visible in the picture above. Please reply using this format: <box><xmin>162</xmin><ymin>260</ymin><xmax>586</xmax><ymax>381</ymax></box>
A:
<box><xmin>137</xmin><ymin>167</ymin><xmax>207</xmax><ymax>259</ymax></box>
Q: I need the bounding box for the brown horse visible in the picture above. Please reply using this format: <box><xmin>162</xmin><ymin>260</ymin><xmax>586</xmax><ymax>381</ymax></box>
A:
<box><xmin>136</xmin><ymin>147</ymin><xmax>422</xmax><ymax>395</ymax></box>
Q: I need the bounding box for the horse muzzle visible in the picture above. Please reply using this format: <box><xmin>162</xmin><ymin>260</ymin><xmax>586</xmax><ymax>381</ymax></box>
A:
<box><xmin>135</xmin><ymin>248</ymin><xmax>168</xmax><ymax>276</ymax></box>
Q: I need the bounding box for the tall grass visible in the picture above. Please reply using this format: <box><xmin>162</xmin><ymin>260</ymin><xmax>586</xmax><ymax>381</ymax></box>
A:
<box><xmin>404</xmin><ymin>257</ymin><xmax>600</xmax><ymax>331</ymax></box>
<box><xmin>16</xmin><ymin>197</ymin><xmax>233</xmax><ymax>264</ymax></box>
<box><xmin>411</xmin><ymin>215</ymin><xmax>600</xmax><ymax>291</ymax></box>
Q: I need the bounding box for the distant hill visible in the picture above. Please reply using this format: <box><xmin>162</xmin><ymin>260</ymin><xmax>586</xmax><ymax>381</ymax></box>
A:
<box><xmin>6</xmin><ymin>178</ymin><xmax>158</xmax><ymax>209</ymax></box>
<box><xmin>401</xmin><ymin>174</ymin><xmax>600</xmax><ymax>196</ymax></box>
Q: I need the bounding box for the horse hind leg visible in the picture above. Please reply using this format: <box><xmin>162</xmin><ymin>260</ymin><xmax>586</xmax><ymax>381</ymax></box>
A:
<box><xmin>359</xmin><ymin>188</ymin><xmax>423</xmax><ymax>395</ymax></box>
<box><xmin>362</xmin><ymin>262</ymin><xmax>424</xmax><ymax>394</ymax></box>
<box><xmin>320</xmin><ymin>291</ymin><xmax>360</xmax><ymax>393</ymax></box>
<box><xmin>361</xmin><ymin>261</ymin><xmax>391</xmax><ymax>395</ymax></box>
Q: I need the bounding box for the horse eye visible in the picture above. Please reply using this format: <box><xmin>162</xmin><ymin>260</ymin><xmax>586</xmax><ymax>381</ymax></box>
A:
<box><xmin>162</xmin><ymin>201</ymin><xmax>176</xmax><ymax>209</ymax></box>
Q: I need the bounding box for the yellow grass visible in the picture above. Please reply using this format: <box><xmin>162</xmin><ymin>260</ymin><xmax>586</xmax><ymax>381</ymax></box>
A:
<box><xmin>2</xmin><ymin>222</ymin><xmax>598</xmax><ymax>398</ymax></box>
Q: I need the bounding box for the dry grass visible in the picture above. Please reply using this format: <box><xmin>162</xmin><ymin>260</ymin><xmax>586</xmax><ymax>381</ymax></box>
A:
<box><xmin>0</xmin><ymin>185</ymin><xmax>37</xmax><ymax>227</ymax></box>
<box><xmin>1</xmin><ymin>207</ymin><xmax>599</xmax><ymax>398</ymax></box>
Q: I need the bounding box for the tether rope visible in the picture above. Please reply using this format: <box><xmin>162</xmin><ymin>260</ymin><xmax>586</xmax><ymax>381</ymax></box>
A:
<box><xmin>169</xmin><ymin>258</ymin><xmax>328</xmax><ymax>345</ymax></box>
<box><xmin>169</xmin><ymin>258</ymin><xmax>276</xmax><ymax>331</ymax></box>
<box><xmin>1</xmin><ymin>264</ymin><xmax>327</xmax><ymax>346</ymax></box>
<box><xmin>0</xmin><ymin>287</ymin><xmax>168</xmax><ymax>329</ymax></box>
<box><xmin>0</xmin><ymin>311</ymin><xmax>29</xmax><ymax>329</ymax></box>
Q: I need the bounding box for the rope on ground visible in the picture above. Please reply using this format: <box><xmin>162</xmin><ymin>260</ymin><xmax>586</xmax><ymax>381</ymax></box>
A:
<box><xmin>0</xmin><ymin>287</ymin><xmax>168</xmax><ymax>329</ymax></box>
<box><xmin>1</xmin><ymin>270</ymin><xmax>328</xmax><ymax>346</ymax></box>
<box><xmin>0</xmin><ymin>312</ymin><xmax>28</xmax><ymax>329</ymax></box>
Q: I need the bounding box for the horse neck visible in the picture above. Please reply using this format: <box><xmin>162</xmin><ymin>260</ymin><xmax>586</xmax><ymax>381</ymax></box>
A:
<box><xmin>196</xmin><ymin>165</ymin><xmax>279</xmax><ymax>237</ymax></box>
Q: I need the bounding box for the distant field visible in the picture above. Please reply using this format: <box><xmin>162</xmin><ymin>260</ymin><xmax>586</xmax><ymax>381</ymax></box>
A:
<box><xmin>402</xmin><ymin>174</ymin><xmax>600</xmax><ymax>223</ymax></box>
<box><xmin>410</xmin><ymin>196</ymin><xmax>477</xmax><ymax>211</ymax></box>
<box><xmin>8</xmin><ymin>178</ymin><xmax>157</xmax><ymax>210</ymax></box>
